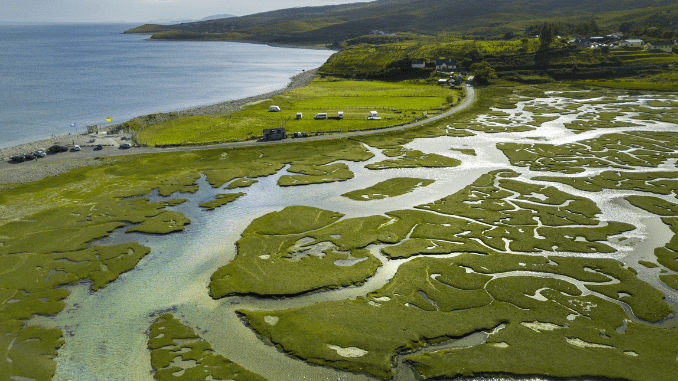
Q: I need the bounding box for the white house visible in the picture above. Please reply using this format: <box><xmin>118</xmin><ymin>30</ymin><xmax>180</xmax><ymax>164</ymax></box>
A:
<box><xmin>645</xmin><ymin>41</ymin><xmax>673</xmax><ymax>53</ymax></box>
<box><xmin>570</xmin><ymin>38</ymin><xmax>591</xmax><ymax>48</ymax></box>
<box><xmin>411</xmin><ymin>60</ymin><xmax>426</xmax><ymax>69</ymax></box>
<box><xmin>620</xmin><ymin>39</ymin><xmax>643</xmax><ymax>48</ymax></box>
<box><xmin>436</xmin><ymin>59</ymin><xmax>456</xmax><ymax>72</ymax></box>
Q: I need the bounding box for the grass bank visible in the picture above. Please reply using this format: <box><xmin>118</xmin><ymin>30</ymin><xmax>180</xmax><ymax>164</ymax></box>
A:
<box><xmin>127</xmin><ymin>76</ymin><xmax>464</xmax><ymax>147</ymax></box>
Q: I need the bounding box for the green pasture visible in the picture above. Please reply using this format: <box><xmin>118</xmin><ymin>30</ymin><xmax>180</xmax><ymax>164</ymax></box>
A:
<box><xmin>134</xmin><ymin>77</ymin><xmax>462</xmax><ymax>146</ymax></box>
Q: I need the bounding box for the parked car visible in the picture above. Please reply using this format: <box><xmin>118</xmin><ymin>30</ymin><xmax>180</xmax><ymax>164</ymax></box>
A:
<box><xmin>120</xmin><ymin>143</ymin><xmax>132</xmax><ymax>148</ymax></box>
<box><xmin>314</xmin><ymin>113</ymin><xmax>327</xmax><ymax>119</ymax></box>
<box><xmin>48</xmin><ymin>145</ymin><xmax>69</xmax><ymax>153</ymax></box>
<box><xmin>33</xmin><ymin>150</ymin><xmax>46</xmax><ymax>158</ymax></box>
<box><xmin>10</xmin><ymin>155</ymin><xmax>26</xmax><ymax>163</ymax></box>
<box><xmin>24</xmin><ymin>153</ymin><xmax>36</xmax><ymax>160</ymax></box>
<box><xmin>71</xmin><ymin>145</ymin><xmax>81</xmax><ymax>151</ymax></box>
<box><xmin>94</xmin><ymin>144</ymin><xmax>103</xmax><ymax>150</ymax></box>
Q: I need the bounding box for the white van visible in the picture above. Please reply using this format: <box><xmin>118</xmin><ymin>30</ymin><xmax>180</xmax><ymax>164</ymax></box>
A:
<box><xmin>338</xmin><ymin>111</ymin><xmax>344</xmax><ymax>119</ymax></box>
<box><xmin>269</xmin><ymin>105</ymin><xmax>281</xmax><ymax>112</ymax></box>
<box><xmin>296</xmin><ymin>112</ymin><xmax>302</xmax><ymax>119</ymax></box>
<box><xmin>314</xmin><ymin>113</ymin><xmax>327</xmax><ymax>119</ymax></box>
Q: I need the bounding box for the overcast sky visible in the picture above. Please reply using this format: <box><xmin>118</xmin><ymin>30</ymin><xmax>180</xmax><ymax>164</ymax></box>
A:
<box><xmin>2</xmin><ymin>0</ymin><xmax>374</xmax><ymax>23</ymax></box>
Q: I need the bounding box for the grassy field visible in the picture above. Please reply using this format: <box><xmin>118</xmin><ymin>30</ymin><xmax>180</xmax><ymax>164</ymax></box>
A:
<box><xmin>133</xmin><ymin>77</ymin><xmax>463</xmax><ymax>146</ymax></box>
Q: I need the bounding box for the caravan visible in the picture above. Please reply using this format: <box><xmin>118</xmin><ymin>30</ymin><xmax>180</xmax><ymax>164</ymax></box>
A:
<box><xmin>368</xmin><ymin>111</ymin><xmax>381</xmax><ymax>120</ymax></box>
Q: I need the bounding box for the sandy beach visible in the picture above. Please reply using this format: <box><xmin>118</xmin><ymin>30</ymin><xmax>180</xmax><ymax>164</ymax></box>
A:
<box><xmin>0</xmin><ymin>68</ymin><xmax>319</xmax><ymax>185</ymax></box>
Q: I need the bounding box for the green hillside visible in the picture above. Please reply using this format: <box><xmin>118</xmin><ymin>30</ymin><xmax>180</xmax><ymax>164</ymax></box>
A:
<box><xmin>125</xmin><ymin>0</ymin><xmax>678</xmax><ymax>44</ymax></box>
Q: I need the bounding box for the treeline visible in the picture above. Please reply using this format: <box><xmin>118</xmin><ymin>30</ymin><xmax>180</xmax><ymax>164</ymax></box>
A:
<box><xmin>523</xmin><ymin>18</ymin><xmax>677</xmax><ymax>40</ymax></box>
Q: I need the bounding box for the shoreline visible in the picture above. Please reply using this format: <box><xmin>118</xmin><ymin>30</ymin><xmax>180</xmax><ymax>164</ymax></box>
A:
<box><xmin>0</xmin><ymin>68</ymin><xmax>319</xmax><ymax>163</ymax></box>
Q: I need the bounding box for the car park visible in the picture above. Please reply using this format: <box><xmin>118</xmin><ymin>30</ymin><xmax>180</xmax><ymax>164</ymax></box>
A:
<box><xmin>33</xmin><ymin>150</ymin><xmax>46</xmax><ymax>158</ymax></box>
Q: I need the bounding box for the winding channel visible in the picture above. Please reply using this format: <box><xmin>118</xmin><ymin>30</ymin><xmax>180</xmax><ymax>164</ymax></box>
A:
<box><xmin>25</xmin><ymin>90</ymin><xmax>678</xmax><ymax>381</ymax></box>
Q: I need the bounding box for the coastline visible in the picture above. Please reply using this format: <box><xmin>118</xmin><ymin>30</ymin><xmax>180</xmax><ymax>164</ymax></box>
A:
<box><xmin>0</xmin><ymin>68</ymin><xmax>319</xmax><ymax>184</ymax></box>
<box><xmin>0</xmin><ymin>68</ymin><xmax>318</xmax><ymax>161</ymax></box>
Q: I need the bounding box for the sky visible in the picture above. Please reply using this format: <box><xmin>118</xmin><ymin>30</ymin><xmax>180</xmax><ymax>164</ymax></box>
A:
<box><xmin>2</xmin><ymin>0</ymin><xmax>374</xmax><ymax>23</ymax></box>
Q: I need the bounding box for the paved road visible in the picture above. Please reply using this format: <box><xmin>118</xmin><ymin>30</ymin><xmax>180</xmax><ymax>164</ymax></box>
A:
<box><xmin>1</xmin><ymin>84</ymin><xmax>476</xmax><ymax>169</ymax></box>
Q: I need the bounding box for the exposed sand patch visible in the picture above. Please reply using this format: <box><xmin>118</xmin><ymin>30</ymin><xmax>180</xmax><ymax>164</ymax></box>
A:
<box><xmin>328</xmin><ymin>345</ymin><xmax>368</xmax><ymax>358</ymax></box>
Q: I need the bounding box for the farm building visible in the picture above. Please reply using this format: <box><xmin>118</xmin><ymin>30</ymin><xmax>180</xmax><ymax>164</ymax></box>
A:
<box><xmin>436</xmin><ymin>59</ymin><xmax>456</xmax><ymax>72</ymax></box>
<box><xmin>620</xmin><ymin>39</ymin><xmax>644</xmax><ymax>48</ymax></box>
<box><xmin>263</xmin><ymin>128</ymin><xmax>286</xmax><ymax>141</ymax></box>
<box><xmin>411</xmin><ymin>60</ymin><xmax>426</xmax><ymax>68</ymax></box>
<box><xmin>645</xmin><ymin>41</ymin><xmax>673</xmax><ymax>53</ymax></box>
<box><xmin>569</xmin><ymin>38</ymin><xmax>591</xmax><ymax>48</ymax></box>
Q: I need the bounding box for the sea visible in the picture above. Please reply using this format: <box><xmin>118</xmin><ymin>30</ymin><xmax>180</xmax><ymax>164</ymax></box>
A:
<box><xmin>0</xmin><ymin>23</ymin><xmax>334</xmax><ymax>149</ymax></box>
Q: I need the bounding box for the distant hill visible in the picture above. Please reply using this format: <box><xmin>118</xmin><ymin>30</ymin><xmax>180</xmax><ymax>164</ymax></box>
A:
<box><xmin>147</xmin><ymin>19</ymin><xmax>195</xmax><ymax>25</ymax></box>
<box><xmin>199</xmin><ymin>14</ymin><xmax>237</xmax><ymax>21</ymax></box>
<box><xmin>126</xmin><ymin>0</ymin><xmax>677</xmax><ymax>44</ymax></box>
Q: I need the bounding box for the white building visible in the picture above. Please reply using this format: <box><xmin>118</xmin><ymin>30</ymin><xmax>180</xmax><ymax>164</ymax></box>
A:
<box><xmin>645</xmin><ymin>41</ymin><xmax>673</xmax><ymax>53</ymax></box>
<box><xmin>619</xmin><ymin>39</ymin><xmax>643</xmax><ymax>48</ymax></box>
<box><xmin>411</xmin><ymin>60</ymin><xmax>426</xmax><ymax>68</ymax></box>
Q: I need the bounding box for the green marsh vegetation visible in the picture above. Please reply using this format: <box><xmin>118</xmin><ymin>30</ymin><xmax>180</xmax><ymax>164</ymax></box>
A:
<box><xmin>500</xmin><ymin>131</ymin><xmax>678</xmax><ymax>174</ymax></box>
<box><xmin>209</xmin><ymin>205</ymin><xmax>384</xmax><ymax>297</ymax></box>
<box><xmin>278</xmin><ymin>163</ymin><xmax>354</xmax><ymax>187</ymax></box>
<box><xmin>149</xmin><ymin>313</ymin><xmax>266</xmax><ymax>380</ymax></box>
<box><xmin>3</xmin><ymin>32</ymin><xmax>678</xmax><ymax>379</ymax></box>
<box><xmin>450</xmin><ymin>147</ymin><xmax>476</xmax><ymax>155</ymax></box>
<box><xmin>235</xmin><ymin>170</ymin><xmax>675</xmax><ymax>379</ymax></box>
<box><xmin>199</xmin><ymin>192</ymin><xmax>246</xmax><ymax>211</ymax></box>
<box><xmin>534</xmin><ymin>171</ymin><xmax>678</xmax><ymax>291</ymax></box>
<box><xmin>0</xmin><ymin>138</ymin><xmax>377</xmax><ymax>379</ymax></box>
<box><xmin>365</xmin><ymin>150</ymin><xmax>461</xmax><ymax>170</ymax></box>
<box><xmin>341</xmin><ymin>178</ymin><xmax>434</xmax><ymax>201</ymax></box>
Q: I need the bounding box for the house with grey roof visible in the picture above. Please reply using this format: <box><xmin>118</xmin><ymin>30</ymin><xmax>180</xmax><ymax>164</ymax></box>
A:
<box><xmin>436</xmin><ymin>59</ymin><xmax>456</xmax><ymax>72</ymax></box>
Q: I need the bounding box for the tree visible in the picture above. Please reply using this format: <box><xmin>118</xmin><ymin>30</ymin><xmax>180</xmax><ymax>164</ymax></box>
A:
<box><xmin>539</xmin><ymin>22</ymin><xmax>554</xmax><ymax>50</ymax></box>
<box><xmin>471</xmin><ymin>61</ymin><xmax>496</xmax><ymax>85</ymax></box>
